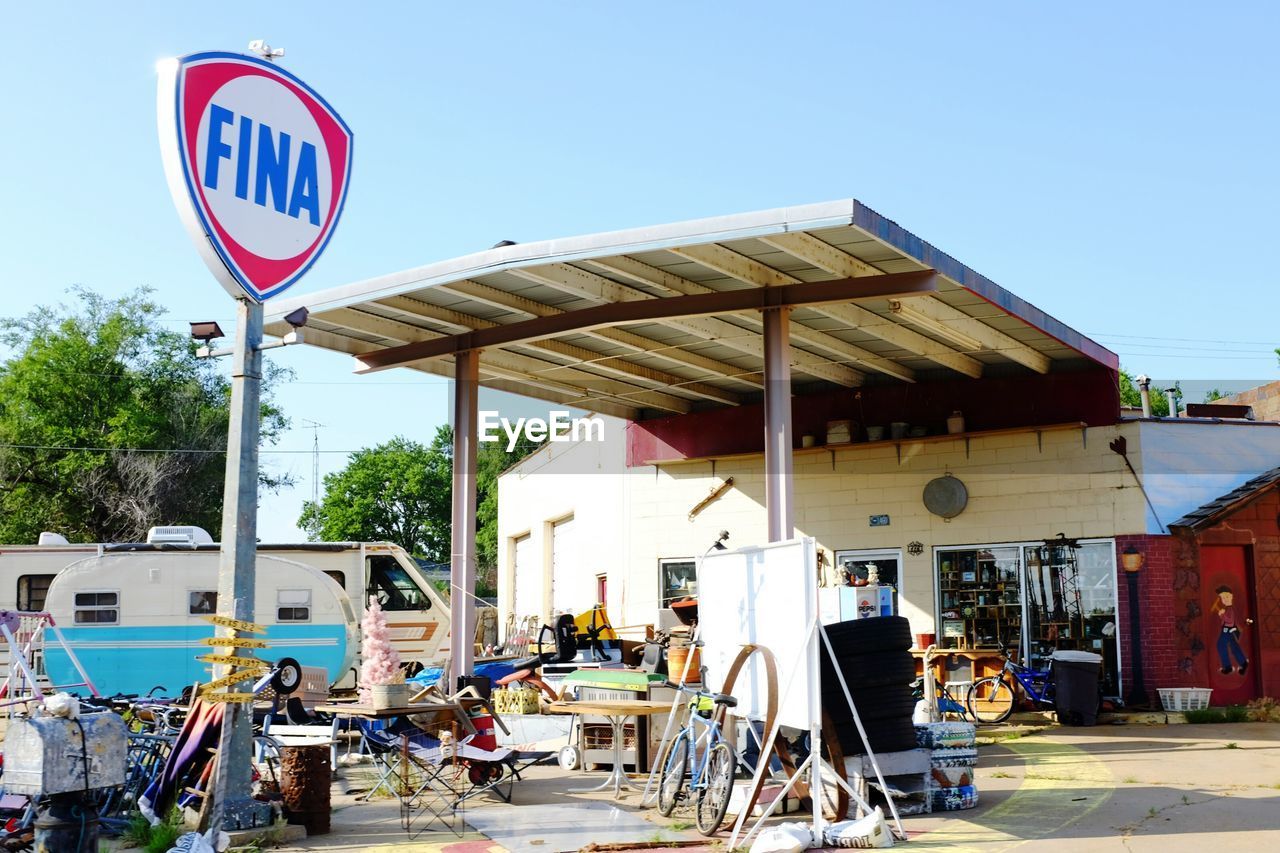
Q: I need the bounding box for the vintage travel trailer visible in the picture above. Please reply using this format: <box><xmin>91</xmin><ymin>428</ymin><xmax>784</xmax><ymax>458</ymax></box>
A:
<box><xmin>0</xmin><ymin>527</ymin><xmax>452</xmax><ymax>695</ymax></box>
<box><xmin>42</xmin><ymin>550</ymin><xmax>359</xmax><ymax>696</ymax></box>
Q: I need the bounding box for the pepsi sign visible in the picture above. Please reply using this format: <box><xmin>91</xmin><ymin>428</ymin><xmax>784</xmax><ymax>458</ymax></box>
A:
<box><xmin>158</xmin><ymin>51</ymin><xmax>353</xmax><ymax>302</ymax></box>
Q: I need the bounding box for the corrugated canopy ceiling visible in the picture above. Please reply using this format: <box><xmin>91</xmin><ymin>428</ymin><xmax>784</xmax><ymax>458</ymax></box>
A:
<box><xmin>266</xmin><ymin>199</ymin><xmax>1118</xmax><ymax>421</ymax></box>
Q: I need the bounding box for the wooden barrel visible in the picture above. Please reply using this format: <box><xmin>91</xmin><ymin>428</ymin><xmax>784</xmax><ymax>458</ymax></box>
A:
<box><xmin>666</xmin><ymin>645</ymin><xmax>701</xmax><ymax>683</ymax></box>
<box><xmin>280</xmin><ymin>744</ymin><xmax>331</xmax><ymax>835</ymax></box>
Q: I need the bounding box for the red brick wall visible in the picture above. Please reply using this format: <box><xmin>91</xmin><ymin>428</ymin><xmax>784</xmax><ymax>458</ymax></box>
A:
<box><xmin>1120</xmin><ymin>490</ymin><xmax>1280</xmax><ymax>704</ymax></box>
<box><xmin>1195</xmin><ymin>489</ymin><xmax>1280</xmax><ymax>699</ymax></box>
<box><xmin>1115</xmin><ymin>534</ymin><xmax>1186</xmax><ymax>704</ymax></box>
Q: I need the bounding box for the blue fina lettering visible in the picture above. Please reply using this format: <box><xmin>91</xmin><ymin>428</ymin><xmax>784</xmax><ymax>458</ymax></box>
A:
<box><xmin>202</xmin><ymin>104</ymin><xmax>322</xmax><ymax>223</ymax></box>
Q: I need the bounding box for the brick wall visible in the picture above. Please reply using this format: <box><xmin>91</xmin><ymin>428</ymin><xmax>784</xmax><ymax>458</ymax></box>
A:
<box><xmin>1211</xmin><ymin>380</ymin><xmax>1280</xmax><ymax>423</ymax></box>
<box><xmin>1119</xmin><ymin>490</ymin><xmax>1280</xmax><ymax>703</ymax></box>
<box><xmin>1114</xmin><ymin>534</ymin><xmax>1192</xmax><ymax>703</ymax></box>
<box><xmin>1195</xmin><ymin>488</ymin><xmax>1280</xmax><ymax>699</ymax></box>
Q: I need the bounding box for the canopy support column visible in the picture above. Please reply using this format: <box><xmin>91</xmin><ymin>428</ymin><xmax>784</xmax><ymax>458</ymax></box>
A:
<box><xmin>450</xmin><ymin>348</ymin><xmax>480</xmax><ymax>686</ymax></box>
<box><xmin>762</xmin><ymin>307</ymin><xmax>794</xmax><ymax>542</ymax></box>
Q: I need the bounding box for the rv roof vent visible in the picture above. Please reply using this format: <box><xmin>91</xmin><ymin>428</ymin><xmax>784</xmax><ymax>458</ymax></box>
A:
<box><xmin>37</xmin><ymin>532</ymin><xmax>71</xmax><ymax>546</ymax></box>
<box><xmin>146</xmin><ymin>525</ymin><xmax>214</xmax><ymax>545</ymax></box>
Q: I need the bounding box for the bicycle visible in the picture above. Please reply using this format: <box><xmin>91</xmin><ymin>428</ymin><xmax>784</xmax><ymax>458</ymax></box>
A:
<box><xmin>966</xmin><ymin>644</ymin><xmax>1055</xmax><ymax>724</ymax></box>
<box><xmin>656</xmin><ymin>685</ymin><xmax>738</xmax><ymax>836</ymax></box>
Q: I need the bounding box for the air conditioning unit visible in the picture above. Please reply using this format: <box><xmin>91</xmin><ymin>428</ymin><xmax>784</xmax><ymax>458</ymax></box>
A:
<box><xmin>146</xmin><ymin>526</ymin><xmax>215</xmax><ymax>545</ymax></box>
<box><xmin>37</xmin><ymin>532</ymin><xmax>71</xmax><ymax>546</ymax></box>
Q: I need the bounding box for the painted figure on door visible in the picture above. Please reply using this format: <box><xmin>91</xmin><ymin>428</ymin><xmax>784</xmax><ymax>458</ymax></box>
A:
<box><xmin>1211</xmin><ymin>585</ymin><xmax>1249</xmax><ymax>676</ymax></box>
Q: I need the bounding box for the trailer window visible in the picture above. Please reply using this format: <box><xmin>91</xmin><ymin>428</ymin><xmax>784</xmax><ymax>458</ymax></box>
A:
<box><xmin>74</xmin><ymin>592</ymin><xmax>118</xmax><ymax>625</ymax></box>
<box><xmin>367</xmin><ymin>556</ymin><xmax>430</xmax><ymax>612</ymax></box>
<box><xmin>188</xmin><ymin>591</ymin><xmax>217</xmax><ymax>615</ymax></box>
<box><xmin>324</xmin><ymin>570</ymin><xmax>346</xmax><ymax>592</ymax></box>
<box><xmin>17</xmin><ymin>575</ymin><xmax>55</xmax><ymax>612</ymax></box>
<box><xmin>278</xmin><ymin>589</ymin><xmax>311</xmax><ymax>622</ymax></box>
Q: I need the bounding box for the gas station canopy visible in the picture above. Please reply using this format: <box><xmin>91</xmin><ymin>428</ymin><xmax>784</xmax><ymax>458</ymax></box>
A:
<box><xmin>266</xmin><ymin>198</ymin><xmax>1117</xmax><ymax>420</ymax></box>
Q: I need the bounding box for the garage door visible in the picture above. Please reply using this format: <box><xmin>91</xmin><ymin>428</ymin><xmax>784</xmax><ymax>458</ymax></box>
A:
<box><xmin>552</xmin><ymin>516</ymin><xmax>577</xmax><ymax>614</ymax></box>
<box><xmin>512</xmin><ymin>534</ymin><xmax>539</xmax><ymax>620</ymax></box>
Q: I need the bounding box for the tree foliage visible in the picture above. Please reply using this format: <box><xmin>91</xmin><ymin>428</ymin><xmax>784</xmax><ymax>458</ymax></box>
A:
<box><xmin>0</xmin><ymin>288</ymin><xmax>291</xmax><ymax>544</ymax></box>
<box><xmin>299</xmin><ymin>432</ymin><xmax>453</xmax><ymax>559</ymax></box>
<box><xmin>299</xmin><ymin>424</ymin><xmax>543</xmax><ymax>592</ymax></box>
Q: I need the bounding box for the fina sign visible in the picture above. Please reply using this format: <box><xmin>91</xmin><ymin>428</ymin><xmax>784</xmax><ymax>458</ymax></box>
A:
<box><xmin>157</xmin><ymin>51</ymin><xmax>353</xmax><ymax>302</ymax></box>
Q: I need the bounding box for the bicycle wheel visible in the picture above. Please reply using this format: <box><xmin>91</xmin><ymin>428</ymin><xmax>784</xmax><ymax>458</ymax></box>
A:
<box><xmin>695</xmin><ymin>742</ymin><xmax>736</xmax><ymax>835</ymax></box>
<box><xmin>657</xmin><ymin>732</ymin><xmax>689</xmax><ymax>816</ymax></box>
<box><xmin>967</xmin><ymin>677</ymin><xmax>1016</xmax><ymax>724</ymax></box>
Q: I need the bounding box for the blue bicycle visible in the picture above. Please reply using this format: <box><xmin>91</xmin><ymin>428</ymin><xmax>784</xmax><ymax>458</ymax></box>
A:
<box><xmin>656</xmin><ymin>685</ymin><xmax>738</xmax><ymax>835</ymax></box>
<box><xmin>966</xmin><ymin>643</ymin><xmax>1055</xmax><ymax>724</ymax></box>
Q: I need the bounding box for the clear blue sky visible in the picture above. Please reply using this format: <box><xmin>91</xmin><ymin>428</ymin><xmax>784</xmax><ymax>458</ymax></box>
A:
<box><xmin>2</xmin><ymin>3</ymin><xmax>1277</xmax><ymax>540</ymax></box>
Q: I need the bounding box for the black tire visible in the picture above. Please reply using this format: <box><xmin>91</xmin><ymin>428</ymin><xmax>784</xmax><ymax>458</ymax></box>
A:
<box><xmin>822</xmin><ymin>617</ymin><xmax>913</xmax><ymax>654</ymax></box>
<box><xmin>830</xmin><ymin>714</ymin><xmax>918</xmax><ymax>755</ymax></box>
<box><xmin>696</xmin><ymin>742</ymin><xmax>735</xmax><ymax>835</ymax></box>
<box><xmin>657</xmin><ymin>733</ymin><xmax>689</xmax><ymax>816</ymax></box>
<box><xmin>271</xmin><ymin>657</ymin><xmax>302</xmax><ymax>695</ymax></box>
<box><xmin>825</xmin><ymin>685</ymin><xmax>917</xmax><ymax>723</ymax></box>
<box><xmin>821</xmin><ymin>652</ymin><xmax>916</xmax><ymax>690</ymax></box>
<box><xmin>968</xmin><ymin>676</ymin><xmax>1016</xmax><ymax>724</ymax></box>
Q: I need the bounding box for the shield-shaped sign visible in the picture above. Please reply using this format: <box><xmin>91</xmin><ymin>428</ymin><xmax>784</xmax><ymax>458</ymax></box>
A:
<box><xmin>158</xmin><ymin>51</ymin><xmax>353</xmax><ymax>302</ymax></box>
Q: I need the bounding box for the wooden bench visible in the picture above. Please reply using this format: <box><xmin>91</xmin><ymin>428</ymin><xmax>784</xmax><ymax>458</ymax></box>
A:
<box><xmin>259</xmin><ymin>717</ymin><xmax>340</xmax><ymax>766</ymax></box>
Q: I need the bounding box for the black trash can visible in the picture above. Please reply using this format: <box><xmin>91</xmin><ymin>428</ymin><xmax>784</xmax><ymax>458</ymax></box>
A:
<box><xmin>1051</xmin><ymin>650</ymin><xmax>1103</xmax><ymax>726</ymax></box>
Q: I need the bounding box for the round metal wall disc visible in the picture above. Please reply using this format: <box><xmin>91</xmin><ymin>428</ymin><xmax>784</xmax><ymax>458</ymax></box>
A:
<box><xmin>923</xmin><ymin>475</ymin><xmax>968</xmax><ymax>518</ymax></box>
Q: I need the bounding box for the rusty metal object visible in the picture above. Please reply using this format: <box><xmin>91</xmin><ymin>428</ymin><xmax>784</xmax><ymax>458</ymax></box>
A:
<box><xmin>280</xmin><ymin>744</ymin><xmax>331</xmax><ymax>835</ymax></box>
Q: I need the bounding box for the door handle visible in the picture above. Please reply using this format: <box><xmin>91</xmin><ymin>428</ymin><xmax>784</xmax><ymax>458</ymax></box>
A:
<box><xmin>1246</xmin><ymin>618</ymin><xmax>1255</xmax><ymax>625</ymax></box>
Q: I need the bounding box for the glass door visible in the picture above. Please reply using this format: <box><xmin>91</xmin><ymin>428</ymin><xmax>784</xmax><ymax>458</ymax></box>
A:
<box><xmin>834</xmin><ymin>549</ymin><xmax>902</xmax><ymax>614</ymax></box>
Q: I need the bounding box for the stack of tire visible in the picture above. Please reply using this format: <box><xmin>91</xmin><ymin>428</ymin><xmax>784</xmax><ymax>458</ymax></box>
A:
<box><xmin>820</xmin><ymin>616</ymin><xmax>918</xmax><ymax>755</ymax></box>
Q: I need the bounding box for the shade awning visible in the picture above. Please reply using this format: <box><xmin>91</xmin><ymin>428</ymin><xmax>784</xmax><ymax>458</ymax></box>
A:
<box><xmin>266</xmin><ymin>199</ymin><xmax>1118</xmax><ymax>421</ymax></box>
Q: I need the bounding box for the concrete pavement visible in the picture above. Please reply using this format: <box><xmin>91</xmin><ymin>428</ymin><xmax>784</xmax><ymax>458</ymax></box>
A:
<box><xmin>267</xmin><ymin>722</ymin><xmax>1280</xmax><ymax>852</ymax></box>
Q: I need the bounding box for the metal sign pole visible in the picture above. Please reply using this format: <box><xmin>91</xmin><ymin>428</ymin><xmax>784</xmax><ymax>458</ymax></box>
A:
<box><xmin>208</xmin><ymin>299</ymin><xmax>272</xmax><ymax>834</ymax></box>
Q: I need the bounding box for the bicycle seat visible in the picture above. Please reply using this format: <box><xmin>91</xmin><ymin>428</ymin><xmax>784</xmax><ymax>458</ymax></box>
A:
<box><xmin>711</xmin><ymin>693</ymin><xmax>737</xmax><ymax>708</ymax></box>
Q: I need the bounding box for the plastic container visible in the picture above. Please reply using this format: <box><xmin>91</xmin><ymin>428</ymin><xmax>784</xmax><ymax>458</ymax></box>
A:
<box><xmin>865</xmin><ymin>426</ymin><xmax>886</xmax><ymax>441</ymax></box>
<box><xmin>1051</xmin><ymin>650</ymin><xmax>1103</xmax><ymax>726</ymax></box>
<box><xmin>1157</xmin><ymin>687</ymin><xmax>1213</xmax><ymax>712</ymax></box>
<box><xmin>890</xmin><ymin>422</ymin><xmax>910</xmax><ymax>440</ymax></box>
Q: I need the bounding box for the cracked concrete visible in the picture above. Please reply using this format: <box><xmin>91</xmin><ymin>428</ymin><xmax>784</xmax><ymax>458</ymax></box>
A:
<box><xmin>257</xmin><ymin>722</ymin><xmax>1279</xmax><ymax>851</ymax></box>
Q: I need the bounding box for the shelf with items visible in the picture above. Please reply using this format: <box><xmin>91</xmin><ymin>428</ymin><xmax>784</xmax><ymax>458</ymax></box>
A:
<box><xmin>936</xmin><ymin>547</ymin><xmax>1023</xmax><ymax>652</ymax></box>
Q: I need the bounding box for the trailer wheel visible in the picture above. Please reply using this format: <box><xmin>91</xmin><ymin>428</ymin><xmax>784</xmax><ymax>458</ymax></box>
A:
<box><xmin>272</xmin><ymin>657</ymin><xmax>303</xmax><ymax>695</ymax></box>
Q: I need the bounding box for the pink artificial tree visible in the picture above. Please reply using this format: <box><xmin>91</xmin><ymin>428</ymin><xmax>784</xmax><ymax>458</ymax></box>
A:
<box><xmin>359</xmin><ymin>595</ymin><xmax>402</xmax><ymax>704</ymax></box>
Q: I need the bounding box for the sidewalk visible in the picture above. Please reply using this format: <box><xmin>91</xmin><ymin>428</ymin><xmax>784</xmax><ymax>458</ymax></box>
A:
<box><xmin>267</xmin><ymin>721</ymin><xmax>1280</xmax><ymax>852</ymax></box>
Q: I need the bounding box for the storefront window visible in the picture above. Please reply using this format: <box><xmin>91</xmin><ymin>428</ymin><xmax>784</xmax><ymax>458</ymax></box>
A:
<box><xmin>937</xmin><ymin>547</ymin><xmax>1021</xmax><ymax>650</ymax></box>
<box><xmin>935</xmin><ymin>540</ymin><xmax>1120</xmax><ymax>697</ymax></box>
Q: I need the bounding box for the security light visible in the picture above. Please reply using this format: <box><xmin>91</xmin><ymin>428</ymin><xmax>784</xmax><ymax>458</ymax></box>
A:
<box><xmin>189</xmin><ymin>321</ymin><xmax>225</xmax><ymax>344</ymax></box>
<box><xmin>283</xmin><ymin>307</ymin><xmax>309</xmax><ymax>329</ymax></box>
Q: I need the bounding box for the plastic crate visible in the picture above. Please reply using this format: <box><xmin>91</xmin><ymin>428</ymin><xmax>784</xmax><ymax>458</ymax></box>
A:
<box><xmin>1157</xmin><ymin>687</ymin><xmax>1212</xmax><ymax>712</ymax></box>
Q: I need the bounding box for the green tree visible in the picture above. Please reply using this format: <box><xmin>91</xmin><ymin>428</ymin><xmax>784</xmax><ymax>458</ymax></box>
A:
<box><xmin>0</xmin><ymin>287</ymin><xmax>290</xmax><ymax>544</ymax></box>
<box><xmin>299</xmin><ymin>425</ymin><xmax>543</xmax><ymax>595</ymax></box>
<box><xmin>298</xmin><ymin>431</ymin><xmax>453</xmax><ymax>559</ymax></box>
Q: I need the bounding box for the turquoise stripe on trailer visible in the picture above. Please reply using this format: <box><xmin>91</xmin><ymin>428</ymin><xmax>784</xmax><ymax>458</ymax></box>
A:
<box><xmin>44</xmin><ymin>624</ymin><xmax>346</xmax><ymax>697</ymax></box>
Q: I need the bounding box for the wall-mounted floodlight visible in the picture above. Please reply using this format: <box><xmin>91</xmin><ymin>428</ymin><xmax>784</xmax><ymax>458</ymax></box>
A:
<box><xmin>190</xmin><ymin>321</ymin><xmax>225</xmax><ymax>344</ymax></box>
<box><xmin>193</xmin><ymin>307</ymin><xmax>309</xmax><ymax>359</ymax></box>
